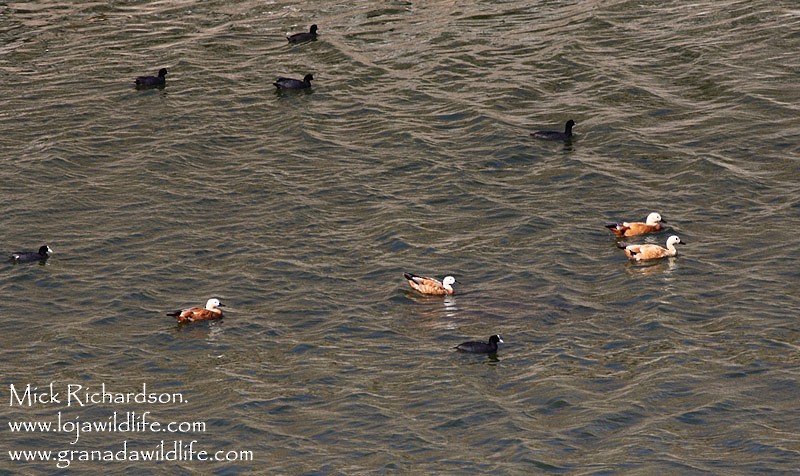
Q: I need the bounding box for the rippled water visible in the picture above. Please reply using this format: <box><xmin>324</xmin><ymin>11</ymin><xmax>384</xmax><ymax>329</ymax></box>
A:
<box><xmin>2</xmin><ymin>0</ymin><xmax>799</xmax><ymax>474</ymax></box>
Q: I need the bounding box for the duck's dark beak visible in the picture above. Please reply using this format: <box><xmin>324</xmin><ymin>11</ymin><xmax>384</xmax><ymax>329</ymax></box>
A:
<box><xmin>218</xmin><ymin>303</ymin><xmax>226</xmax><ymax>307</ymax></box>
<box><xmin>660</xmin><ymin>218</ymin><xmax>667</xmax><ymax>223</ymax></box>
<box><xmin>678</xmin><ymin>241</ymin><xmax>686</xmax><ymax>245</ymax></box>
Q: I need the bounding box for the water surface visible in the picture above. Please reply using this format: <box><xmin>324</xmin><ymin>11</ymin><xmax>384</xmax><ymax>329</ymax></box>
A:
<box><xmin>1</xmin><ymin>0</ymin><xmax>799</xmax><ymax>474</ymax></box>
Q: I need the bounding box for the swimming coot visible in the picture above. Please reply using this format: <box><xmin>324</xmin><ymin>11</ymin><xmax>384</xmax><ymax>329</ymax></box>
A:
<box><xmin>273</xmin><ymin>74</ymin><xmax>314</xmax><ymax>90</ymax></box>
<box><xmin>134</xmin><ymin>68</ymin><xmax>168</xmax><ymax>87</ymax></box>
<box><xmin>531</xmin><ymin>119</ymin><xmax>575</xmax><ymax>141</ymax></box>
<box><xmin>455</xmin><ymin>335</ymin><xmax>503</xmax><ymax>354</ymax></box>
<box><xmin>10</xmin><ymin>245</ymin><xmax>53</xmax><ymax>263</ymax></box>
<box><xmin>288</xmin><ymin>24</ymin><xmax>318</xmax><ymax>43</ymax></box>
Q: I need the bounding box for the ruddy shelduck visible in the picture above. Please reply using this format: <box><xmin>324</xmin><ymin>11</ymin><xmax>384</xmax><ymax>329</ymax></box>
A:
<box><xmin>167</xmin><ymin>298</ymin><xmax>225</xmax><ymax>322</ymax></box>
<box><xmin>403</xmin><ymin>273</ymin><xmax>459</xmax><ymax>295</ymax></box>
<box><xmin>606</xmin><ymin>212</ymin><xmax>665</xmax><ymax>237</ymax></box>
<box><xmin>620</xmin><ymin>235</ymin><xmax>685</xmax><ymax>261</ymax></box>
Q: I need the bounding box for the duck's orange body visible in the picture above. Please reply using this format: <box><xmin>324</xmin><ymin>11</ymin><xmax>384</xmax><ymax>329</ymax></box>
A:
<box><xmin>168</xmin><ymin>298</ymin><xmax>225</xmax><ymax>323</ymax></box>
<box><xmin>403</xmin><ymin>273</ymin><xmax>457</xmax><ymax>295</ymax></box>
<box><xmin>621</xmin><ymin>235</ymin><xmax>684</xmax><ymax>261</ymax></box>
<box><xmin>606</xmin><ymin>212</ymin><xmax>665</xmax><ymax>237</ymax></box>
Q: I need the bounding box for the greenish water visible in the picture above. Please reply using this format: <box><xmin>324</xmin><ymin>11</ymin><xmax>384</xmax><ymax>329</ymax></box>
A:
<box><xmin>1</xmin><ymin>1</ymin><xmax>799</xmax><ymax>474</ymax></box>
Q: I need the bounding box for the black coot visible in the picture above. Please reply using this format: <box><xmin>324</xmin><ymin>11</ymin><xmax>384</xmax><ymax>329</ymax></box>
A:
<box><xmin>274</xmin><ymin>74</ymin><xmax>314</xmax><ymax>90</ymax></box>
<box><xmin>455</xmin><ymin>335</ymin><xmax>503</xmax><ymax>353</ymax></box>
<box><xmin>135</xmin><ymin>68</ymin><xmax>168</xmax><ymax>87</ymax></box>
<box><xmin>10</xmin><ymin>245</ymin><xmax>53</xmax><ymax>263</ymax></box>
<box><xmin>531</xmin><ymin>119</ymin><xmax>575</xmax><ymax>141</ymax></box>
<box><xmin>288</xmin><ymin>24</ymin><xmax>318</xmax><ymax>43</ymax></box>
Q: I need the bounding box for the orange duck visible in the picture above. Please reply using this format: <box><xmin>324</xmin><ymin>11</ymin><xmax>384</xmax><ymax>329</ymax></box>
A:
<box><xmin>403</xmin><ymin>273</ymin><xmax>458</xmax><ymax>295</ymax></box>
<box><xmin>620</xmin><ymin>235</ymin><xmax>685</xmax><ymax>261</ymax></box>
<box><xmin>606</xmin><ymin>212</ymin><xmax>665</xmax><ymax>237</ymax></box>
<box><xmin>168</xmin><ymin>298</ymin><xmax>225</xmax><ymax>322</ymax></box>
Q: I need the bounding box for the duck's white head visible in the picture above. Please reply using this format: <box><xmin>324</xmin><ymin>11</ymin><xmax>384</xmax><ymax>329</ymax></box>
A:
<box><xmin>666</xmin><ymin>235</ymin><xmax>683</xmax><ymax>247</ymax></box>
<box><xmin>646</xmin><ymin>212</ymin><xmax>663</xmax><ymax>225</ymax></box>
<box><xmin>205</xmin><ymin>298</ymin><xmax>224</xmax><ymax>310</ymax></box>
<box><xmin>442</xmin><ymin>276</ymin><xmax>458</xmax><ymax>289</ymax></box>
